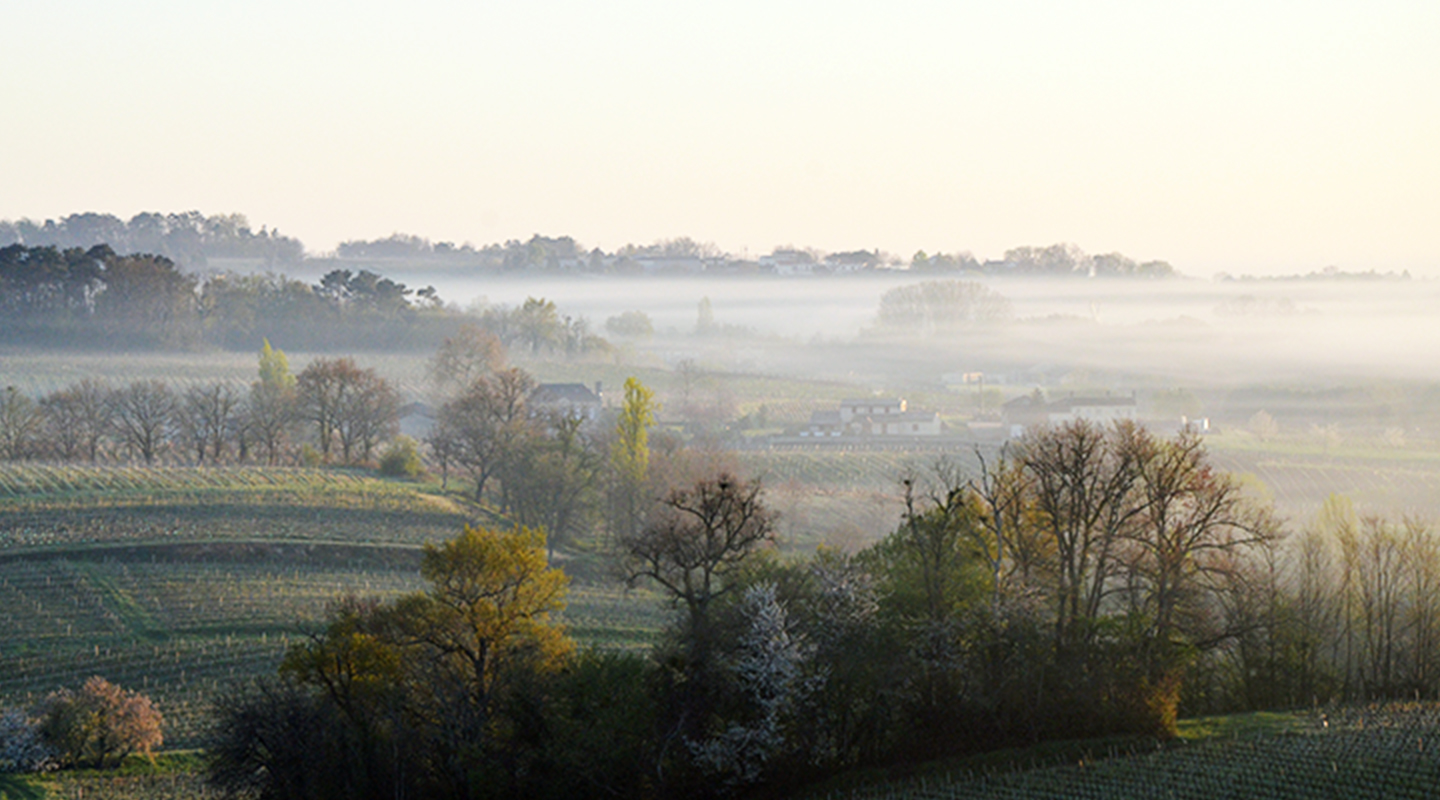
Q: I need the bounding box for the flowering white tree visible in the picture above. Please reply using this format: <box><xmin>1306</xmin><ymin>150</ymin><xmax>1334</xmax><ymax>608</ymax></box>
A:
<box><xmin>0</xmin><ymin>709</ymin><xmax>52</xmax><ymax>773</ymax></box>
<box><xmin>688</xmin><ymin>583</ymin><xmax>821</xmax><ymax>787</ymax></box>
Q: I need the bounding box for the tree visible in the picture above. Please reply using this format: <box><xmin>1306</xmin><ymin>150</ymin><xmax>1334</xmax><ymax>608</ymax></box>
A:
<box><xmin>335</xmin><ymin>369</ymin><xmax>400</xmax><ymax>463</ymax></box>
<box><xmin>609</xmin><ymin>377</ymin><xmax>658</xmax><ymax>541</ymax></box>
<box><xmin>40</xmin><ymin>379</ymin><xmax>111</xmax><ymax>462</ymax></box>
<box><xmin>296</xmin><ymin>358</ymin><xmax>356</xmax><ymax>462</ymax></box>
<box><xmin>620</xmin><ymin>473</ymin><xmax>776</xmax><ymax>730</ymax></box>
<box><xmin>95</xmin><ymin>253</ymin><xmax>199</xmax><ymax>347</ymax></box>
<box><xmin>176</xmin><ymin>382</ymin><xmax>242</xmax><ymax>464</ymax></box>
<box><xmin>505</xmin><ymin>413</ymin><xmax>602</xmax><ymax>559</ymax></box>
<box><xmin>39</xmin><ymin>677</ymin><xmax>163</xmax><ymax>769</ymax></box>
<box><xmin>0</xmin><ymin>386</ymin><xmax>42</xmax><ymax>460</ymax></box>
<box><xmin>247</xmin><ymin>380</ymin><xmax>296</xmax><ymax>466</ymax></box>
<box><xmin>430</xmin><ymin>368</ymin><xmax>537</xmax><ymax>502</ymax></box>
<box><xmin>428</xmin><ymin>324</ymin><xmax>506</xmax><ymax>396</ymax></box>
<box><xmin>874</xmin><ymin>281</ymin><xmax>1013</xmax><ymax>336</ymax></box>
<box><xmin>297</xmin><ymin>358</ymin><xmax>398</xmax><ymax>463</ymax></box>
<box><xmin>605</xmin><ymin>310</ymin><xmax>655</xmax><ymax>339</ymax></box>
<box><xmin>274</xmin><ymin>525</ymin><xmax>572</xmax><ymax>798</ymax></box>
<box><xmin>258</xmin><ymin>338</ymin><xmax>296</xmax><ymax>392</ymax></box>
<box><xmin>1018</xmin><ymin>420</ymin><xmax>1142</xmax><ymax>656</ymax></box>
<box><xmin>515</xmin><ymin>297</ymin><xmax>563</xmax><ymax>354</ymax></box>
<box><xmin>109</xmin><ymin>380</ymin><xmax>177</xmax><ymax>464</ymax></box>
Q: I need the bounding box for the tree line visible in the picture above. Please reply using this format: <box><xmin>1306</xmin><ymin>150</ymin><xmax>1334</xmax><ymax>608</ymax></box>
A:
<box><xmin>0</xmin><ymin>212</ymin><xmax>303</xmax><ymax>268</ymax></box>
<box><xmin>0</xmin><ymin>242</ymin><xmax>622</xmax><ymax>353</ymax></box>
<box><xmin>212</xmin><ymin>420</ymin><xmax>1421</xmax><ymax>799</ymax></box>
<box><xmin>0</xmin><ymin>344</ymin><xmax>400</xmax><ymax>466</ymax></box>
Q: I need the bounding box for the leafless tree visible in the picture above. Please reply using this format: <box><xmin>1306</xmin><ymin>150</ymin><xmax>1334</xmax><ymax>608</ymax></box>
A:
<box><xmin>108</xmin><ymin>380</ymin><xmax>176</xmax><ymax>464</ymax></box>
<box><xmin>429</xmin><ymin>367</ymin><xmax>536</xmax><ymax>501</ymax></box>
<box><xmin>620</xmin><ymin>473</ymin><xmax>775</xmax><ymax>664</ymax></box>
<box><xmin>0</xmin><ymin>386</ymin><xmax>43</xmax><ymax>460</ymax></box>
<box><xmin>427</xmin><ymin>324</ymin><xmax>506</xmax><ymax>397</ymax></box>
<box><xmin>245</xmin><ymin>381</ymin><xmax>295</xmax><ymax>466</ymax></box>
<box><xmin>176</xmin><ymin>382</ymin><xmax>242</xmax><ymax>464</ymax></box>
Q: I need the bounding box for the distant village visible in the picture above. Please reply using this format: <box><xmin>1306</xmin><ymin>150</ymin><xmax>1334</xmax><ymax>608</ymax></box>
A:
<box><xmin>410</xmin><ymin>379</ymin><xmax>1200</xmax><ymax>450</ymax></box>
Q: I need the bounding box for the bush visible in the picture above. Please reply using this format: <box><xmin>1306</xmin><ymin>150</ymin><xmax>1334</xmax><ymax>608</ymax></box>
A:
<box><xmin>0</xmin><ymin>709</ymin><xmax>52</xmax><ymax>773</ymax></box>
<box><xmin>378</xmin><ymin>436</ymin><xmax>423</xmax><ymax>478</ymax></box>
<box><xmin>39</xmin><ymin>677</ymin><xmax>163</xmax><ymax>769</ymax></box>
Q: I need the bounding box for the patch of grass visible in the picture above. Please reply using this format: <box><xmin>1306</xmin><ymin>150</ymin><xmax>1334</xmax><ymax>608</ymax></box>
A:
<box><xmin>1175</xmin><ymin>709</ymin><xmax>1312</xmax><ymax>741</ymax></box>
<box><xmin>0</xmin><ymin>773</ymin><xmax>46</xmax><ymax>800</ymax></box>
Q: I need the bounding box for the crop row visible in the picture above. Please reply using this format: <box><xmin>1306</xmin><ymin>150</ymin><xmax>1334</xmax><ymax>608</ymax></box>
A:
<box><xmin>0</xmin><ymin>556</ymin><xmax>669</xmax><ymax>747</ymax></box>
<box><xmin>0</xmin><ymin>464</ymin><xmax>413</xmax><ymax>498</ymax></box>
<box><xmin>833</xmin><ymin>705</ymin><xmax>1440</xmax><ymax>800</ymax></box>
<box><xmin>0</xmin><ymin>504</ymin><xmax>469</xmax><ymax>551</ymax></box>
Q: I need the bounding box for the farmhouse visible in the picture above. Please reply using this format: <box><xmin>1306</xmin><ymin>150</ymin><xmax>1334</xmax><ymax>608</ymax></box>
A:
<box><xmin>801</xmin><ymin>397</ymin><xmax>942</xmax><ymax>438</ymax></box>
<box><xmin>1002</xmin><ymin>392</ymin><xmax>1138</xmax><ymax>436</ymax></box>
<box><xmin>530</xmin><ymin>382</ymin><xmax>604</xmax><ymax>421</ymax></box>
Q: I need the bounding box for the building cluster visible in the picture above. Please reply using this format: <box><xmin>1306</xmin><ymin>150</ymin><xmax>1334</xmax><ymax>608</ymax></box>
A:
<box><xmin>801</xmin><ymin>397</ymin><xmax>943</xmax><ymax>439</ymax></box>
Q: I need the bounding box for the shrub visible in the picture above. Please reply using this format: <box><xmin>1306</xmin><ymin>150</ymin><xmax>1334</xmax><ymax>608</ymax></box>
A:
<box><xmin>378</xmin><ymin>436</ymin><xmax>423</xmax><ymax>478</ymax></box>
<box><xmin>39</xmin><ymin>677</ymin><xmax>163</xmax><ymax>769</ymax></box>
<box><xmin>0</xmin><ymin>708</ymin><xmax>52</xmax><ymax>773</ymax></box>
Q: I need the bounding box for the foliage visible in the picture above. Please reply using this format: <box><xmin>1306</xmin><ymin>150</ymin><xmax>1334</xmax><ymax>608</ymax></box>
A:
<box><xmin>0</xmin><ymin>709</ymin><xmax>52</xmax><ymax>773</ymax></box>
<box><xmin>38</xmin><ymin>677</ymin><xmax>162</xmax><ymax>769</ymax></box>
<box><xmin>609</xmin><ymin>376</ymin><xmax>658</xmax><ymax>540</ymax></box>
<box><xmin>428</xmin><ymin>324</ymin><xmax>506</xmax><ymax>395</ymax></box>
<box><xmin>378</xmin><ymin>435</ymin><xmax>423</xmax><ymax>477</ymax></box>
<box><xmin>216</xmin><ymin>525</ymin><xmax>578</xmax><ymax>799</ymax></box>
<box><xmin>605</xmin><ymin>310</ymin><xmax>655</xmax><ymax>339</ymax></box>
<box><xmin>873</xmin><ymin>280</ymin><xmax>1013</xmax><ymax>335</ymax></box>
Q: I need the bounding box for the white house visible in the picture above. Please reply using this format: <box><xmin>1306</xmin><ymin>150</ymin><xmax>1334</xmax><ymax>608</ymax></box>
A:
<box><xmin>798</xmin><ymin>397</ymin><xmax>943</xmax><ymax>437</ymax></box>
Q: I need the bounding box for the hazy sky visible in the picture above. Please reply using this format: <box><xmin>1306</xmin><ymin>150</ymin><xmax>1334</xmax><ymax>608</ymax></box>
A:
<box><xmin>3</xmin><ymin>1</ymin><xmax>1436</xmax><ymax>276</ymax></box>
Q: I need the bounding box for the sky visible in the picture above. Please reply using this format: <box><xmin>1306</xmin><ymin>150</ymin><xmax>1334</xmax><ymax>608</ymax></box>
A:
<box><xmin>3</xmin><ymin>1</ymin><xmax>1437</xmax><ymax>276</ymax></box>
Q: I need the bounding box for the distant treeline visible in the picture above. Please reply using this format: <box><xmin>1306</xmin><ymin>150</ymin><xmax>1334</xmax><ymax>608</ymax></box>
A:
<box><xmin>334</xmin><ymin>233</ymin><xmax>1179</xmax><ymax>279</ymax></box>
<box><xmin>1215</xmin><ymin>266</ymin><xmax>1412</xmax><ymax>282</ymax></box>
<box><xmin>1</xmin><ymin>210</ymin><xmax>1181</xmax><ymax>278</ymax></box>
<box><xmin>0</xmin><ymin>212</ymin><xmax>303</xmax><ymax>268</ymax></box>
<box><xmin>0</xmin><ymin>243</ymin><xmax>617</xmax><ymax>353</ymax></box>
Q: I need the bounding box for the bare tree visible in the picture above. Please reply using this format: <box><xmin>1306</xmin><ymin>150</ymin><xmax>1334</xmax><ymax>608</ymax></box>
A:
<box><xmin>176</xmin><ymin>382</ymin><xmax>242</xmax><ymax>464</ymax></box>
<box><xmin>1125</xmin><ymin>429</ymin><xmax>1279</xmax><ymax>668</ymax></box>
<box><xmin>1357</xmin><ymin>515</ymin><xmax>1406</xmax><ymax>696</ymax></box>
<box><xmin>108</xmin><ymin>380</ymin><xmax>176</xmax><ymax>464</ymax></box>
<box><xmin>0</xmin><ymin>386</ymin><xmax>42</xmax><ymax>460</ymax></box>
<box><xmin>1404</xmin><ymin>517</ymin><xmax>1440</xmax><ymax>695</ymax></box>
<box><xmin>296</xmin><ymin>358</ymin><xmax>399</xmax><ymax>465</ymax></box>
<box><xmin>246</xmin><ymin>381</ymin><xmax>295</xmax><ymax>466</ymax></box>
<box><xmin>44</xmin><ymin>379</ymin><xmax>114</xmax><ymax>463</ymax></box>
<box><xmin>296</xmin><ymin>358</ymin><xmax>354</xmax><ymax>462</ymax></box>
<box><xmin>343</xmin><ymin>371</ymin><xmax>399</xmax><ymax>464</ymax></box>
<box><xmin>619</xmin><ymin>472</ymin><xmax>775</xmax><ymax>740</ymax></box>
<box><xmin>427</xmin><ymin>324</ymin><xmax>506</xmax><ymax>397</ymax></box>
<box><xmin>621</xmin><ymin>473</ymin><xmax>775</xmax><ymax>671</ymax></box>
<box><xmin>429</xmin><ymin>368</ymin><xmax>536</xmax><ymax>502</ymax></box>
<box><xmin>1018</xmin><ymin>420</ymin><xmax>1143</xmax><ymax>655</ymax></box>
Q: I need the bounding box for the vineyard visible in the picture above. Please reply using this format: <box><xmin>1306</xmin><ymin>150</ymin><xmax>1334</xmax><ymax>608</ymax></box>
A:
<box><xmin>0</xmin><ymin>465</ymin><xmax>473</xmax><ymax>551</ymax></box>
<box><xmin>0</xmin><ymin>463</ymin><xmax>670</xmax><ymax>754</ymax></box>
<box><xmin>0</xmin><ymin>553</ymin><xmax>666</xmax><ymax>749</ymax></box>
<box><xmin>823</xmin><ymin>704</ymin><xmax>1440</xmax><ymax>800</ymax></box>
<box><xmin>1206</xmin><ymin>446</ymin><xmax>1440</xmax><ymax>523</ymax></box>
